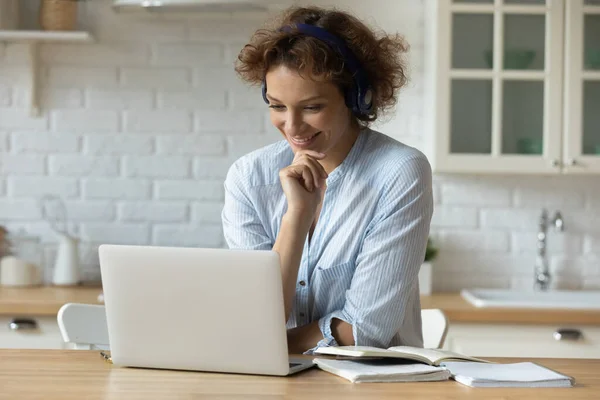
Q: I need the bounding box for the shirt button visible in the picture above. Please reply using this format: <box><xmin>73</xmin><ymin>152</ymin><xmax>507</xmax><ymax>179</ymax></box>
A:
<box><xmin>299</xmin><ymin>280</ymin><xmax>306</xmax><ymax>287</ymax></box>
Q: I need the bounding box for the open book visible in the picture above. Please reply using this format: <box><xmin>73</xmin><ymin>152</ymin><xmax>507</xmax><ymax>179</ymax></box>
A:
<box><xmin>441</xmin><ymin>361</ymin><xmax>575</xmax><ymax>388</ymax></box>
<box><xmin>313</xmin><ymin>346</ymin><xmax>488</xmax><ymax>366</ymax></box>
<box><xmin>313</xmin><ymin>358</ymin><xmax>452</xmax><ymax>383</ymax></box>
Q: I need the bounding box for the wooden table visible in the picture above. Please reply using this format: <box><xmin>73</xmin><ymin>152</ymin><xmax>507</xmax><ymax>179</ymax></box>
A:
<box><xmin>0</xmin><ymin>350</ymin><xmax>597</xmax><ymax>399</ymax></box>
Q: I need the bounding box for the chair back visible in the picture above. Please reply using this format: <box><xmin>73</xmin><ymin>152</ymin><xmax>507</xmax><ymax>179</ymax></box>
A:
<box><xmin>57</xmin><ymin>303</ymin><xmax>109</xmax><ymax>350</ymax></box>
<box><xmin>421</xmin><ymin>308</ymin><xmax>449</xmax><ymax>348</ymax></box>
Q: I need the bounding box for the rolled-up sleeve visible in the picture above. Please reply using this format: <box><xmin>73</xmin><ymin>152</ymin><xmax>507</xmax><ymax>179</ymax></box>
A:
<box><xmin>314</xmin><ymin>155</ymin><xmax>433</xmax><ymax>350</ymax></box>
<box><xmin>222</xmin><ymin>161</ymin><xmax>273</xmax><ymax>250</ymax></box>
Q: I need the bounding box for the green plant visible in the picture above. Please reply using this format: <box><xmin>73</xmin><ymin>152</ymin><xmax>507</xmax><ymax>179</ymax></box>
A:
<box><xmin>424</xmin><ymin>237</ymin><xmax>438</xmax><ymax>263</ymax></box>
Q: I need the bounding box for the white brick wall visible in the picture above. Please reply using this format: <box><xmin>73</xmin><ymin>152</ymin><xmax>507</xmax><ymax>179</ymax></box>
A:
<box><xmin>0</xmin><ymin>131</ymin><xmax>8</xmax><ymax>151</ymax></box>
<box><xmin>0</xmin><ymin>85</ymin><xmax>11</xmax><ymax>106</ymax></box>
<box><xmin>124</xmin><ymin>110</ymin><xmax>192</xmax><ymax>133</ymax></box>
<box><xmin>156</xmin><ymin>135</ymin><xmax>225</xmax><ymax>156</ymax></box>
<box><xmin>49</xmin><ymin>155</ymin><xmax>120</xmax><ymax>177</ymax></box>
<box><xmin>0</xmin><ymin>108</ymin><xmax>48</xmax><ymax>130</ymax></box>
<box><xmin>41</xmin><ymin>43</ymin><xmax>150</xmax><ymax>67</ymax></box>
<box><xmin>1</xmin><ymin>154</ymin><xmax>46</xmax><ymax>175</ymax></box>
<box><xmin>11</xmin><ymin>131</ymin><xmax>80</xmax><ymax>153</ymax></box>
<box><xmin>152</xmin><ymin>224</ymin><xmax>223</xmax><ymax>247</ymax></box>
<box><xmin>118</xmin><ymin>202</ymin><xmax>188</xmax><ymax>222</ymax></box>
<box><xmin>80</xmin><ymin>223</ymin><xmax>149</xmax><ymax>245</ymax></box>
<box><xmin>195</xmin><ymin>110</ymin><xmax>265</xmax><ymax>133</ymax></box>
<box><xmin>120</xmin><ymin>68</ymin><xmax>190</xmax><ymax>89</ymax></box>
<box><xmin>47</xmin><ymin>67</ymin><xmax>118</xmax><ymax>88</ymax></box>
<box><xmin>123</xmin><ymin>156</ymin><xmax>190</xmax><ymax>178</ymax></box>
<box><xmin>157</xmin><ymin>90</ymin><xmax>225</xmax><ymax>110</ymax></box>
<box><xmin>152</xmin><ymin>44</ymin><xmax>223</xmax><ymax>66</ymax></box>
<box><xmin>8</xmin><ymin>177</ymin><xmax>79</xmax><ymax>198</ymax></box>
<box><xmin>52</xmin><ymin>110</ymin><xmax>120</xmax><ymax>132</ymax></box>
<box><xmin>86</xmin><ymin>89</ymin><xmax>154</xmax><ymax>110</ymax></box>
<box><xmin>155</xmin><ymin>180</ymin><xmax>223</xmax><ymax>201</ymax></box>
<box><xmin>82</xmin><ymin>178</ymin><xmax>151</xmax><ymax>200</ymax></box>
<box><xmin>83</xmin><ymin>135</ymin><xmax>154</xmax><ymax>155</ymax></box>
<box><xmin>15</xmin><ymin>88</ymin><xmax>84</xmax><ymax>109</ymax></box>
<box><xmin>0</xmin><ymin>0</ymin><xmax>597</xmax><ymax>290</ymax></box>
<box><xmin>0</xmin><ymin>199</ymin><xmax>42</xmax><ymax>220</ymax></box>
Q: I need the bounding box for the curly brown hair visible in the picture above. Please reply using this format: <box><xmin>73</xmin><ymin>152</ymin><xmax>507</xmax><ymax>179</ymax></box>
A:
<box><xmin>235</xmin><ymin>6</ymin><xmax>409</xmax><ymax>125</ymax></box>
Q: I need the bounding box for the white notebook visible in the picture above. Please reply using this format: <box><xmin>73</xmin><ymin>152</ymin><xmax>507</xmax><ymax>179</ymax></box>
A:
<box><xmin>440</xmin><ymin>362</ymin><xmax>575</xmax><ymax>388</ymax></box>
<box><xmin>313</xmin><ymin>358</ymin><xmax>452</xmax><ymax>383</ymax></box>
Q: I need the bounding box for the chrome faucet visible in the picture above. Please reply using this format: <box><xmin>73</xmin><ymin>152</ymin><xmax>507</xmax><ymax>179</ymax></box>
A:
<box><xmin>534</xmin><ymin>209</ymin><xmax>565</xmax><ymax>291</ymax></box>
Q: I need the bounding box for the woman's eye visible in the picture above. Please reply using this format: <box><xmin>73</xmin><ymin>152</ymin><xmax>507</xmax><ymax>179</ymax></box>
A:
<box><xmin>269</xmin><ymin>105</ymin><xmax>285</xmax><ymax>111</ymax></box>
<box><xmin>304</xmin><ymin>105</ymin><xmax>323</xmax><ymax>112</ymax></box>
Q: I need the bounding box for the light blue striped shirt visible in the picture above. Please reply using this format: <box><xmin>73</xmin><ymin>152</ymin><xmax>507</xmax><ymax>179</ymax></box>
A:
<box><xmin>222</xmin><ymin>128</ymin><xmax>433</xmax><ymax>351</ymax></box>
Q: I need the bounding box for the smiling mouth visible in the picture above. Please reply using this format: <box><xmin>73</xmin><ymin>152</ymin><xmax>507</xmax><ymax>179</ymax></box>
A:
<box><xmin>290</xmin><ymin>132</ymin><xmax>321</xmax><ymax>144</ymax></box>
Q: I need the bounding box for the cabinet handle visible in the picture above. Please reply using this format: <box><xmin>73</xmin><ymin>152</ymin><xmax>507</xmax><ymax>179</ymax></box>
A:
<box><xmin>551</xmin><ymin>159</ymin><xmax>561</xmax><ymax>167</ymax></box>
<box><xmin>8</xmin><ymin>318</ymin><xmax>38</xmax><ymax>331</ymax></box>
<box><xmin>553</xmin><ymin>328</ymin><xmax>583</xmax><ymax>341</ymax></box>
<box><xmin>567</xmin><ymin>159</ymin><xmax>578</xmax><ymax>166</ymax></box>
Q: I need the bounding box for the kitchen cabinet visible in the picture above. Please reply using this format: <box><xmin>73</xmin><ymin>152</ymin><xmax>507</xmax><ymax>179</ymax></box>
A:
<box><xmin>0</xmin><ymin>315</ymin><xmax>65</xmax><ymax>349</ymax></box>
<box><xmin>424</xmin><ymin>0</ymin><xmax>600</xmax><ymax>174</ymax></box>
<box><xmin>443</xmin><ymin>322</ymin><xmax>600</xmax><ymax>358</ymax></box>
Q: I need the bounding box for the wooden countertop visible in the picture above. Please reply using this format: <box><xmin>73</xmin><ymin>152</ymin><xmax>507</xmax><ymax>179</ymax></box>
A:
<box><xmin>0</xmin><ymin>286</ymin><xmax>102</xmax><ymax>316</ymax></box>
<box><xmin>0</xmin><ymin>286</ymin><xmax>599</xmax><ymax>325</ymax></box>
<box><xmin>0</xmin><ymin>350</ymin><xmax>597</xmax><ymax>399</ymax></box>
<box><xmin>420</xmin><ymin>294</ymin><xmax>600</xmax><ymax>325</ymax></box>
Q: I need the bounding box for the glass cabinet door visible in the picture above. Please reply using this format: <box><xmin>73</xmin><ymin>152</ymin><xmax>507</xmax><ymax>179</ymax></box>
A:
<box><xmin>563</xmin><ymin>0</ymin><xmax>600</xmax><ymax>173</ymax></box>
<box><xmin>583</xmin><ymin>14</ymin><xmax>600</xmax><ymax>157</ymax></box>
<box><xmin>441</xmin><ymin>0</ymin><xmax>563</xmax><ymax>173</ymax></box>
<box><xmin>583</xmin><ymin>82</ymin><xmax>600</xmax><ymax>156</ymax></box>
<box><xmin>501</xmin><ymin>13</ymin><xmax>546</xmax><ymax>155</ymax></box>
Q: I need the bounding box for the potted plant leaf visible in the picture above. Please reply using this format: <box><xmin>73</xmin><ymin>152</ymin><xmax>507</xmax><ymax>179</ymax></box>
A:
<box><xmin>418</xmin><ymin>237</ymin><xmax>438</xmax><ymax>295</ymax></box>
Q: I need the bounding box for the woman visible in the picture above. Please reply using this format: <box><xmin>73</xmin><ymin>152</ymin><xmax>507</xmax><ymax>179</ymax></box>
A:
<box><xmin>222</xmin><ymin>6</ymin><xmax>433</xmax><ymax>354</ymax></box>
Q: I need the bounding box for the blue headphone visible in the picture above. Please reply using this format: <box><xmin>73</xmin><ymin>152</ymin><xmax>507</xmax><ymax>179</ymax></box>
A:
<box><xmin>261</xmin><ymin>23</ymin><xmax>374</xmax><ymax>116</ymax></box>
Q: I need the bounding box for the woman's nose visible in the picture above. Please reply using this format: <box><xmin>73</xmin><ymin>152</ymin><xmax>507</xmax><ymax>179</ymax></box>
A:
<box><xmin>283</xmin><ymin>111</ymin><xmax>303</xmax><ymax>135</ymax></box>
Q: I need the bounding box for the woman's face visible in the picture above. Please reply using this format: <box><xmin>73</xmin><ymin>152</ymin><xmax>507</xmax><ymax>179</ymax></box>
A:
<box><xmin>264</xmin><ymin>65</ymin><xmax>357</xmax><ymax>158</ymax></box>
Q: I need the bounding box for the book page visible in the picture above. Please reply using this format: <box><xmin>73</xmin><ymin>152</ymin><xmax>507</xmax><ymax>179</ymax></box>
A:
<box><xmin>315</xmin><ymin>346</ymin><xmax>397</xmax><ymax>357</ymax></box>
<box><xmin>316</xmin><ymin>346</ymin><xmax>432</xmax><ymax>364</ymax></box>
<box><xmin>441</xmin><ymin>362</ymin><xmax>574</xmax><ymax>383</ymax></box>
<box><xmin>387</xmin><ymin>346</ymin><xmax>486</xmax><ymax>365</ymax></box>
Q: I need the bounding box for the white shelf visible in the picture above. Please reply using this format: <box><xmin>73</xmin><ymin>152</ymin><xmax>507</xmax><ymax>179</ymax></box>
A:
<box><xmin>0</xmin><ymin>30</ymin><xmax>93</xmax><ymax>116</ymax></box>
<box><xmin>0</xmin><ymin>30</ymin><xmax>93</xmax><ymax>43</ymax></box>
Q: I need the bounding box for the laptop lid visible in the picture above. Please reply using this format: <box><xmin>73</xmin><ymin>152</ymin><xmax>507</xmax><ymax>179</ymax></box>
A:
<box><xmin>98</xmin><ymin>244</ymin><xmax>291</xmax><ymax>376</ymax></box>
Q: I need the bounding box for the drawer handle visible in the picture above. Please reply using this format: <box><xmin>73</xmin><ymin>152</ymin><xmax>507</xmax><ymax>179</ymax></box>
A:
<box><xmin>553</xmin><ymin>328</ymin><xmax>583</xmax><ymax>341</ymax></box>
<box><xmin>8</xmin><ymin>318</ymin><xmax>38</xmax><ymax>331</ymax></box>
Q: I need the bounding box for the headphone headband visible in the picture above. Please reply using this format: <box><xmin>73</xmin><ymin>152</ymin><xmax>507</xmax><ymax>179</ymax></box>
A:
<box><xmin>262</xmin><ymin>23</ymin><xmax>373</xmax><ymax>116</ymax></box>
<box><xmin>280</xmin><ymin>24</ymin><xmax>363</xmax><ymax>79</ymax></box>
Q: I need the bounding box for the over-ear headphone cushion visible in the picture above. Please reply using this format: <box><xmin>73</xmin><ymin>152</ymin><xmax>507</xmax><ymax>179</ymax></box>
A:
<box><xmin>261</xmin><ymin>80</ymin><xmax>268</xmax><ymax>104</ymax></box>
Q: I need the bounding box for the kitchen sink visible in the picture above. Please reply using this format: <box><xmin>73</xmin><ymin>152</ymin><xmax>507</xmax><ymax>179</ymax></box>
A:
<box><xmin>461</xmin><ymin>289</ymin><xmax>600</xmax><ymax>310</ymax></box>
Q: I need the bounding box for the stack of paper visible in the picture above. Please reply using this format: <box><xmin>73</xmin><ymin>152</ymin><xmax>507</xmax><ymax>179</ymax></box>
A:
<box><xmin>440</xmin><ymin>362</ymin><xmax>575</xmax><ymax>388</ymax></box>
<box><xmin>313</xmin><ymin>358</ymin><xmax>452</xmax><ymax>383</ymax></box>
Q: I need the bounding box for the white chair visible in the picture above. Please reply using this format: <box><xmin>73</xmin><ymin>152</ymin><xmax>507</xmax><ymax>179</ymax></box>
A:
<box><xmin>58</xmin><ymin>303</ymin><xmax>448</xmax><ymax>350</ymax></box>
<box><xmin>57</xmin><ymin>303</ymin><xmax>109</xmax><ymax>350</ymax></box>
<box><xmin>421</xmin><ymin>308</ymin><xmax>449</xmax><ymax>349</ymax></box>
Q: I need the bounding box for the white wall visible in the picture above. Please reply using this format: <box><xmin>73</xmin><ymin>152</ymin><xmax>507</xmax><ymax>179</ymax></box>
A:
<box><xmin>0</xmin><ymin>0</ymin><xmax>598</xmax><ymax>290</ymax></box>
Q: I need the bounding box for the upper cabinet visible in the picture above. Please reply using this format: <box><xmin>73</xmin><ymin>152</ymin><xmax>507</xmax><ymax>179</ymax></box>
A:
<box><xmin>424</xmin><ymin>0</ymin><xmax>600</xmax><ymax>174</ymax></box>
<box><xmin>564</xmin><ymin>0</ymin><xmax>600</xmax><ymax>173</ymax></box>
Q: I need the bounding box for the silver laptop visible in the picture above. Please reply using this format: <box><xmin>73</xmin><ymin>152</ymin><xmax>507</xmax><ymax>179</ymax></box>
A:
<box><xmin>98</xmin><ymin>244</ymin><xmax>314</xmax><ymax>376</ymax></box>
